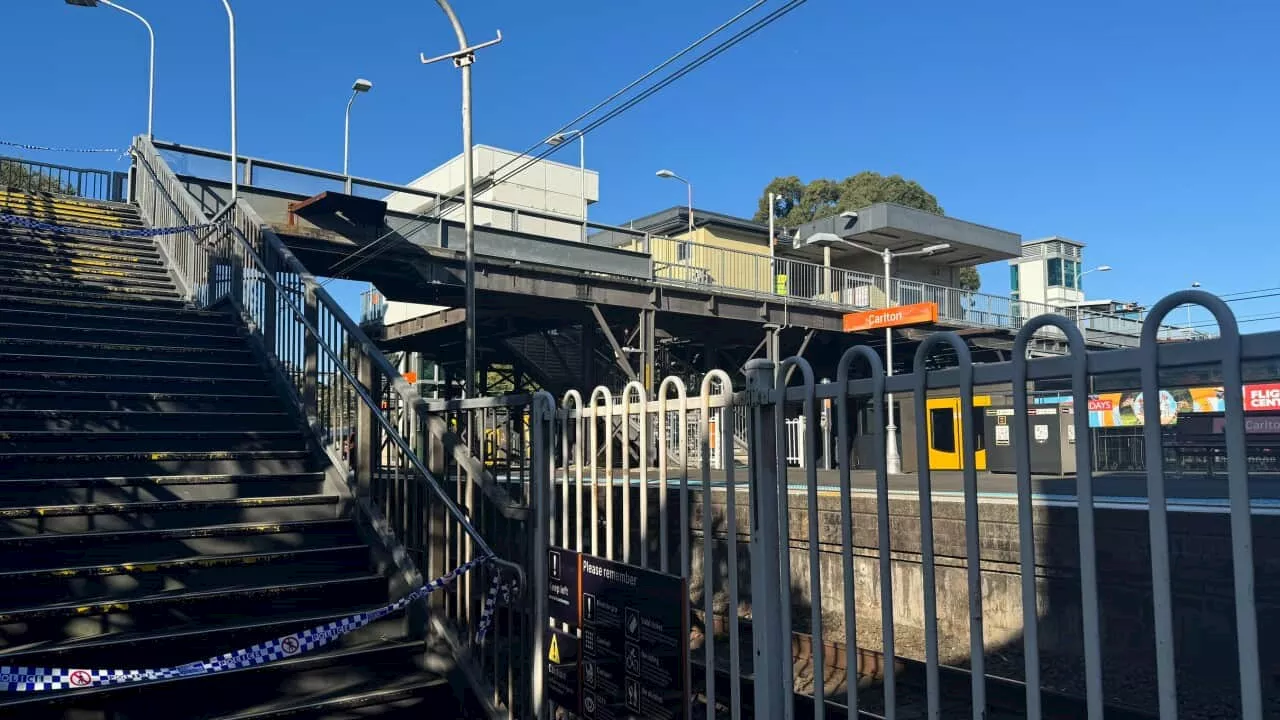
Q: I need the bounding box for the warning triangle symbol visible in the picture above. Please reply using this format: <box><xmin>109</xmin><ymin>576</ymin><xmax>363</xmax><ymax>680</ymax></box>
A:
<box><xmin>549</xmin><ymin>634</ymin><xmax>561</xmax><ymax>664</ymax></box>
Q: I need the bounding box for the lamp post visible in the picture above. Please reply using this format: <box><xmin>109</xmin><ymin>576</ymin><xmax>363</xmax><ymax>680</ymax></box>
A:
<box><xmin>343</xmin><ymin>78</ymin><xmax>373</xmax><ymax>194</ymax></box>
<box><xmin>220</xmin><ymin>0</ymin><xmax>238</xmax><ymax>201</ymax></box>
<box><xmin>822</xmin><ymin>232</ymin><xmax>950</xmax><ymax>475</ymax></box>
<box><xmin>655</xmin><ymin>169</ymin><xmax>693</xmax><ymax>237</ymax></box>
<box><xmin>66</xmin><ymin>0</ymin><xmax>155</xmax><ymax>139</ymax></box>
<box><xmin>546</xmin><ymin>130</ymin><xmax>586</xmax><ymax>241</ymax></box>
<box><xmin>420</xmin><ymin>2</ymin><xmax>502</xmax><ymax>399</ymax></box>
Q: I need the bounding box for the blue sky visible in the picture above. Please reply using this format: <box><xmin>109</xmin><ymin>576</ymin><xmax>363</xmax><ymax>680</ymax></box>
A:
<box><xmin>5</xmin><ymin>0</ymin><xmax>1279</xmax><ymax>331</ymax></box>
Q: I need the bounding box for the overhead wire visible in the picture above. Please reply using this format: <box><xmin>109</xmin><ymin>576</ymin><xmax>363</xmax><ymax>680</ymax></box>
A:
<box><xmin>321</xmin><ymin>0</ymin><xmax>806</xmax><ymax>284</ymax></box>
<box><xmin>321</xmin><ymin>0</ymin><xmax>772</xmax><ymax>283</ymax></box>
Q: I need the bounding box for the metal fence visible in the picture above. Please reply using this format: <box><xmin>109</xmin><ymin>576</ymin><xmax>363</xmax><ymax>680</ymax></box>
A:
<box><xmin>0</xmin><ymin>155</ymin><xmax>127</xmax><ymax>202</ymax></box>
<box><xmin>524</xmin><ymin>292</ymin><xmax>1274</xmax><ymax>720</ymax></box>
<box><xmin>142</xmin><ymin>139</ymin><xmax>1201</xmax><ymax>351</ymax></box>
<box><xmin>645</xmin><ymin>236</ymin><xmax>1194</xmax><ymax>347</ymax></box>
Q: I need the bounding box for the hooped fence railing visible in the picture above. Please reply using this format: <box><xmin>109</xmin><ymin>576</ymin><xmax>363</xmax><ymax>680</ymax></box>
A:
<box><xmin>129</xmin><ymin>136</ymin><xmax>537</xmax><ymax>715</ymax></box>
<box><xmin>515</xmin><ymin>289</ymin><xmax>1276</xmax><ymax>720</ymax></box>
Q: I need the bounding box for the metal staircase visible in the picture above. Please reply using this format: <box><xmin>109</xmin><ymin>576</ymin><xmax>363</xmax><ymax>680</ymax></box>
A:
<box><xmin>0</xmin><ymin>145</ymin><xmax>525</xmax><ymax>717</ymax></box>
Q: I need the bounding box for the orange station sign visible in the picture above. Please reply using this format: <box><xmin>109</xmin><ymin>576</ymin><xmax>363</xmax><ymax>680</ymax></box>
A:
<box><xmin>842</xmin><ymin>301</ymin><xmax>939</xmax><ymax>332</ymax></box>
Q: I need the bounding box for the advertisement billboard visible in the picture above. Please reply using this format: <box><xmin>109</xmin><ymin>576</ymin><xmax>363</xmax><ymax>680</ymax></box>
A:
<box><xmin>1039</xmin><ymin>383</ymin><xmax>1279</xmax><ymax>428</ymax></box>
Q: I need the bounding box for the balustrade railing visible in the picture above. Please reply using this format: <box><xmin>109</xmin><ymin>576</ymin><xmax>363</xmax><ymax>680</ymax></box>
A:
<box><xmin>131</xmin><ymin>136</ymin><xmax>530</xmax><ymax>715</ymax></box>
<box><xmin>0</xmin><ymin>155</ymin><xmax>127</xmax><ymax>202</ymax></box>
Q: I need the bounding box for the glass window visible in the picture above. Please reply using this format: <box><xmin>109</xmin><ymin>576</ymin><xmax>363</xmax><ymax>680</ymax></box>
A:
<box><xmin>1010</xmin><ymin>265</ymin><xmax>1019</xmax><ymax>292</ymax></box>
<box><xmin>1066</xmin><ymin>259</ymin><xmax>1081</xmax><ymax>290</ymax></box>
<box><xmin>677</xmin><ymin>241</ymin><xmax>692</xmax><ymax>262</ymax></box>
<box><xmin>930</xmin><ymin>408</ymin><xmax>956</xmax><ymax>453</ymax></box>
<box><xmin>1047</xmin><ymin>257</ymin><xmax>1063</xmax><ymax>287</ymax></box>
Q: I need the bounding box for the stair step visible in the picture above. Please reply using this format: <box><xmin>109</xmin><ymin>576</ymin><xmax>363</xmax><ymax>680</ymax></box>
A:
<box><xmin>0</xmin><ymin>228</ymin><xmax>161</xmax><ymax>256</ymax></box>
<box><xmin>0</xmin><ymin>321</ymin><xmax>242</xmax><ymax>348</ymax></box>
<box><xmin>0</xmin><ymin>492</ymin><xmax>339</xmax><ymax>537</ymax></box>
<box><xmin>0</xmin><ymin>409</ymin><xmax>295</xmax><ymax>432</ymax></box>
<box><xmin>218</xmin><ymin>676</ymin><xmax>454</xmax><ymax>720</ymax></box>
<box><xmin>0</xmin><ymin>282</ymin><xmax>184</xmax><ymax>307</ymax></box>
<box><xmin>0</xmin><ymin>472</ymin><xmax>324</xmax><ymax>507</ymax></box>
<box><xmin>0</xmin><ymin>211</ymin><xmax>146</xmax><ymax>235</ymax></box>
<box><xmin>0</xmin><ymin>337</ymin><xmax>253</xmax><ymax>363</ymax></box>
<box><xmin>0</xmin><ymin>516</ymin><xmax>355</xmax><ymax>569</ymax></box>
<box><xmin>0</xmin><ymin>188</ymin><xmax>138</xmax><ymax>211</ymax></box>
<box><xmin>0</xmin><ymin>449</ymin><xmax>315</xmax><ymax>482</ymax></box>
<box><xmin>0</xmin><ymin>201</ymin><xmax>145</xmax><ymax>224</ymax></box>
<box><xmin>0</xmin><ymin>388</ymin><xmax>282</xmax><ymax>413</ymax></box>
<box><xmin>0</xmin><ymin>430</ymin><xmax>308</xmax><ymax>455</ymax></box>
<box><xmin>0</xmin><ymin>269</ymin><xmax>176</xmax><ymax>293</ymax></box>
<box><xmin>0</xmin><ymin>544</ymin><xmax>372</xmax><ymax>609</ymax></box>
<box><xmin>0</xmin><ymin>293</ymin><xmax>218</xmax><ymax>321</ymax></box>
<box><xmin>0</xmin><ymin>641</ymin><xmax>437</xmax><ymax>720</ymax></box>
<box><xmin>0</xmin><ymin>354</ymin><xmax>265</xmax><ymax>380</ymax></box>
<box><xmin>0</xmin><ymin>601</ymin><xmax>412</xmax><ymax>686</ymax></box>
<box><xmin>0</xmin><ymin>573</ymin><xmax>386</xmax><ymax>651</ymax></box>
<box><xmin>0</xmin><ymin>254</ymin><xmax>175</xmax><ymax>282</ymax></box>
<box><xmin>0</xmin><ymin>244</ymin><xmax>165</xmax><ymax>269</ymax></box>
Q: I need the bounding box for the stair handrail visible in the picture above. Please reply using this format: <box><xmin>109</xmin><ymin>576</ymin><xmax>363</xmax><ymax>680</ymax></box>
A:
<box><xmin>133</xmin><ymin>137</ymin><xmax>526</xmax><ymax>523</ymax></box>
<box><xmin>130</xmin><ymin>135</ymin><xmax>525</xmax><ymax>589</ymax></box>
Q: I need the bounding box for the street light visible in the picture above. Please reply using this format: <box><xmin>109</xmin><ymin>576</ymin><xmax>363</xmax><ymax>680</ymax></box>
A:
<box><xmin>820</xmin><ymin>234</ymin><xmax>951</xmax><ymax>475</ymax></box>
<box><xmin>420</xmin><ymin>1</ymin><xmax>502</xmax><ymax>399</ymax></box>
<box><xmin>220</xmin><ymin>0</ymin><xmax>238</xmax><ymax>201</ymax></box>
<box><xmin>343</xmin><ymin>78</ymin><xmax>373</xmax><ymax>194</ymax></box>
<box><xmin>67</xmin><ymin>0</ymin><xmax>155</xmax><ymax>138</ymax></box>
<box><xmin>655</xmin><ymin>169</ymin><xmax>694</xmax><ymax>238</ymax></box>
<box><xmin>1188</xmin><ymin>281</ymin><xmax>1202</xmax><ymax>328</ymax></box>
<box><xmin>546</xmin><ymin>130</ymin><xmax>586</xmax><ymax>241</ymax></box>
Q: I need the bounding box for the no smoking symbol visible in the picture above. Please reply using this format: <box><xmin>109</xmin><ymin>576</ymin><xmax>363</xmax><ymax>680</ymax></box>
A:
<box><xmin>281</xmin><ymin>637</ymin><xmax>300</xmax><ymax>655</ymax></box>
<box><xmin>68</xmin><ymin>670</ymin><xmax>92</xmax><ymax>688</ymax></box>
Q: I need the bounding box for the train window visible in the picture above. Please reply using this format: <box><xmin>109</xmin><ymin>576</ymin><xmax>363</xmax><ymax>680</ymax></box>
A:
<box><xmin>930</xmin><ymin>408</ymin><xmax>956</xmax><ymax>453</ymax></box>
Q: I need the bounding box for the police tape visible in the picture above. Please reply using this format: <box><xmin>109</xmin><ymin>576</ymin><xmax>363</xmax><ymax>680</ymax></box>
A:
<box><xmin>0</xmin><ymin>555</ymin><xmax>505</xmax><ymax>692</ymax></box>
<box><xmin>0</xmin><ymin>213</ymin><xmax>219</xmax><ymax>239</ymax></box>
<box><xmin>0</xmin><ymin>140</ymin><xmax>124</xmax><ymax>154</ymax></box>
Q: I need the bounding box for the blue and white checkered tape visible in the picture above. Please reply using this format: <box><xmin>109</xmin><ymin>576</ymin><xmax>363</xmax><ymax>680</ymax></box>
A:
<box><xmin>0</xmin><ymin>213</ymin><xmax>219</xmax><ymax>239</ymax></box>
<box><xmin>0</xmin><ymin>555</ymin><xmax>509</xmax><ymax>692</ymax></box>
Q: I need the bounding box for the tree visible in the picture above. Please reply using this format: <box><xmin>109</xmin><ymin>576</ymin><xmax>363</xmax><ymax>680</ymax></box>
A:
<box><xmin>753</xmin><ymin>171</ymin><xmax>981</xmax><ymax>291</ymax></box>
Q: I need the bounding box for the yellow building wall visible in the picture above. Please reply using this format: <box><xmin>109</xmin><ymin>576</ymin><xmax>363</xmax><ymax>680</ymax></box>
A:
<box><xmin>630</xmin><ymin>226</ymin><xmax>775</xmax><ymax>294</ymax></box>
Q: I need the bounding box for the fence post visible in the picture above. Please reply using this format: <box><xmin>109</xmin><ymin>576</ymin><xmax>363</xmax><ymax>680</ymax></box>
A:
<box><xmin>529</xmin><ymin>391</ymin><xmax>555</xmax><ymax>720</ymax></box>
<box><xmin>302</xmin><ymin>288</ymin><xmax>320</xmax><ymax>422</ymax></box>
<box><xmin>354</xmin><ymin>347</ymin><xmax>375</xmax><ymax>502</ymax></box>
<box><xmin>744</xmin><ymin>359</ymin><xmax>787</xmax><ymax>719</ymax></box>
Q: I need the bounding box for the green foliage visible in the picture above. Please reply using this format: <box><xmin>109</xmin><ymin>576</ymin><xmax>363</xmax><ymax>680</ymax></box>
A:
<box><xmin>753</xmin><ymin>171</ymin><xmax>981</xmax><ymax>291</ymax></box>
<box><xmin>0</xmin><ymin>159</ymin><xmax>74</xmax><ymax>195</ymax></box>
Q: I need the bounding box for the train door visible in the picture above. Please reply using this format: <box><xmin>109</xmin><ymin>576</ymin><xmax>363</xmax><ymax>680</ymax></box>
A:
<box><xmin>925</xmin><ymin>396</ymin><xmax>991</xmax><ymax>470</ymax></box>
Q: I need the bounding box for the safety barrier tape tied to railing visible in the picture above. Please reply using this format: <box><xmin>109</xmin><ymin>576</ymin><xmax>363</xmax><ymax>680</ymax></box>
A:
<box><xmin>0</xmin><ymin>555</ymin><xmax>507</xmax><ymax>692</ymax></box>
<box><xmin>0</xmin><ymin>214</ymin><xmax>219</xmax><ymax>239</ymax></box>
<box><xmin>0</xmin><ymin>140</ymin><xmax>124</xmax><ymax>154</ymax></box>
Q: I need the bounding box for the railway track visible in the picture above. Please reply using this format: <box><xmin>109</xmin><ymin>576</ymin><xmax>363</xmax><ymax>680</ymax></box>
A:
<box><xmin>691</xmin><ymin>613</ymin><xmax>1159</xmax><ymax>719</ymax></box>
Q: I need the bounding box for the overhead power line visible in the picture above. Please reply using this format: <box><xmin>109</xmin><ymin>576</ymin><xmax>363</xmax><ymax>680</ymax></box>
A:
<box><xmin>322</xmin><ymin>0</ymin><xmax>806</xmax><ymax>284</ymax></box>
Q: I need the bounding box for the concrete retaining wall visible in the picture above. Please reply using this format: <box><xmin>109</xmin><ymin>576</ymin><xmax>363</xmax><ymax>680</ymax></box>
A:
<box><xmin>551</xmin><ymin>485</ymin><xmax>1280</xmax><ymax>706</ymax></box>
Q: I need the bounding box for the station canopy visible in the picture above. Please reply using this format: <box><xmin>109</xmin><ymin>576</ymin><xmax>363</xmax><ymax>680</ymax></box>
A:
<box><xmin>787</xmin><ymin>203</ymin><xmax>1021</xmax><ymax>268</ymax></box>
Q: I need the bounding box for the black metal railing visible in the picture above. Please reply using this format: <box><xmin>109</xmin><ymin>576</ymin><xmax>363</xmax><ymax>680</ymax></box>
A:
<box><xmin>131</xmin><ymin>135</ymin><xmax>531</xmax><ymax>715</ymax></box>
<box><xmin>0</xmin><ymin>155</ymin><xmax>126</xmax><ymax>202</ymax></box>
